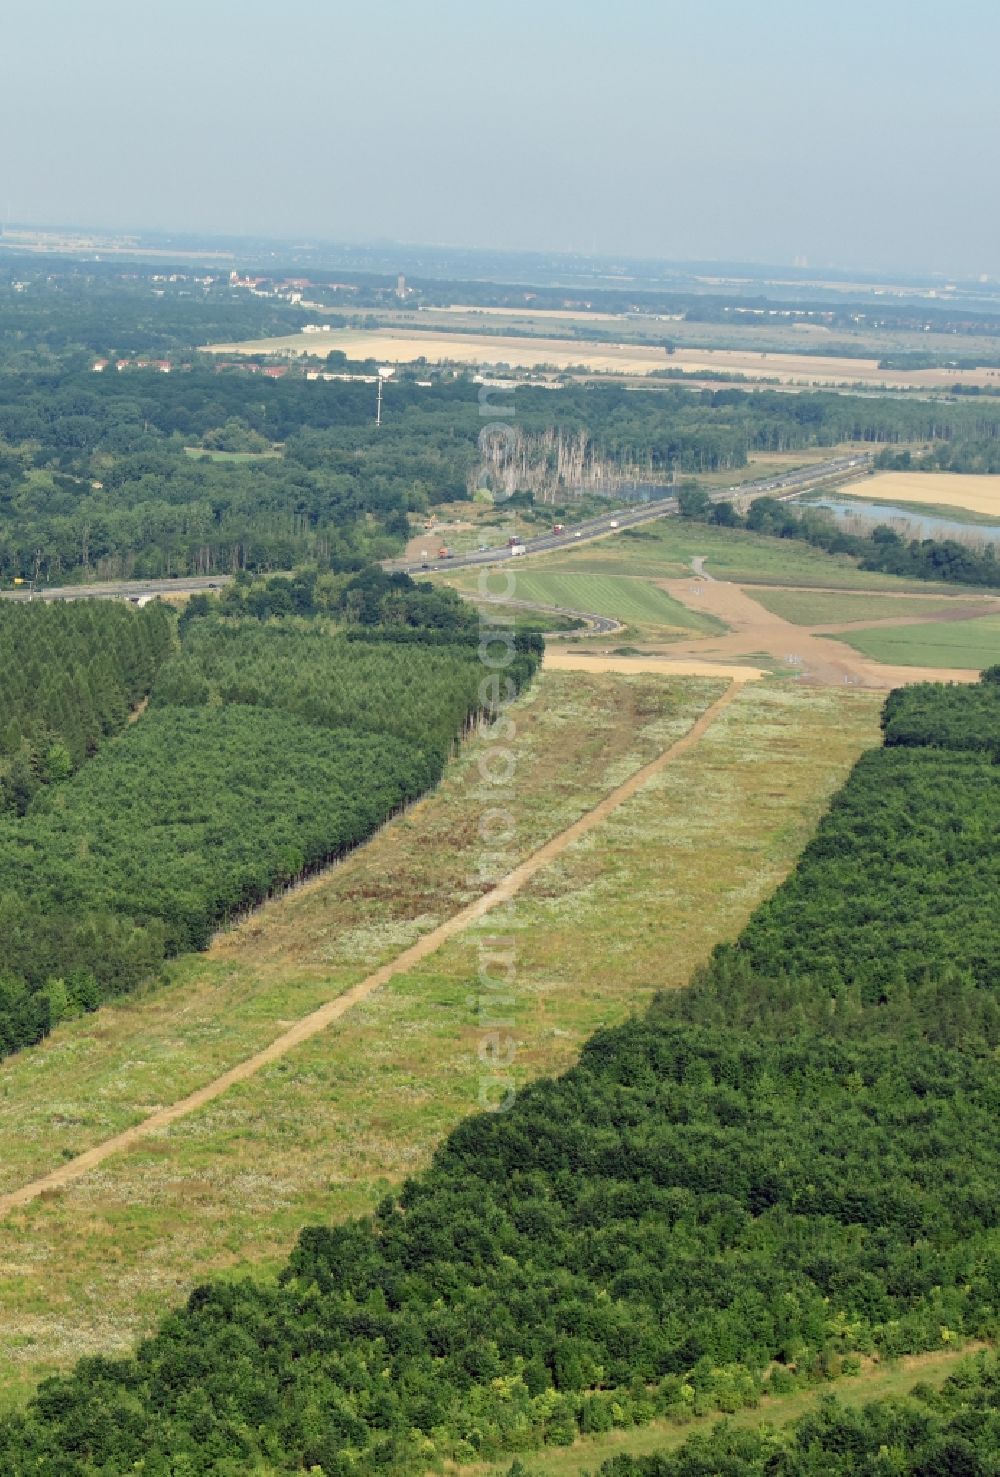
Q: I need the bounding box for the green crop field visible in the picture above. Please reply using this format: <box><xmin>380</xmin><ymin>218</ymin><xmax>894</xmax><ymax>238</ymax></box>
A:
<box><xmin>833</xmin><ymin>613</ymin><xmax>1000</xmax><ymax>668</ymax></box>
<box><xmin>503</xmin><ymin>570</ymin><xmax>724</xmax><ymax>629</ymax></box>
<box><xmin>748</xmin><ymin>588</ymin><xmax>974</xmax><ymax>626</ymax></box>
<box><xmin>471</xmin><ymin>569</ymin><xmax>724</xmax><ymax>632</ymax></box>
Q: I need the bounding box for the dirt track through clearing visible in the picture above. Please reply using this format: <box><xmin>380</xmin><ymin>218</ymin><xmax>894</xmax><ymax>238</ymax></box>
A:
<box><xmin>644</xmin><ymin>576</ymin><xmax>987</xmax><ymax>688</ymax></box>
<box><xmin>0</xmin><ymin>682</ymin><xmax>745</xmax><ymax>1219</ymax></box>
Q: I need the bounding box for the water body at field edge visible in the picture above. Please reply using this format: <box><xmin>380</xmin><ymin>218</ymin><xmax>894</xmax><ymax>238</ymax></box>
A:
<box><xmin>797</xmin><ymin>496</ymin><xmax>1000</xmax><ymax>545</ymax></box>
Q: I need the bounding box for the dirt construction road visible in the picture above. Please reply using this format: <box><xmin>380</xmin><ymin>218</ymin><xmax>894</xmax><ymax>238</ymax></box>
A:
<box><xmin>0</xmin><ymin>682</ymin><xmax>745</xmax><ymax>1219</ymax></box>
<box><xmin>550</xmin><ymin>572</ymin><xmax>990</xmax><ymax>688</ymax></box>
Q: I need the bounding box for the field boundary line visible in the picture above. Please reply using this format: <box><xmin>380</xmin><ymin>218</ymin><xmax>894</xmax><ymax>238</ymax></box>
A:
<box><xmin>0</xmin><ymin>680</ymin><xmax>747</xmax><ymax>1218</ymax></box>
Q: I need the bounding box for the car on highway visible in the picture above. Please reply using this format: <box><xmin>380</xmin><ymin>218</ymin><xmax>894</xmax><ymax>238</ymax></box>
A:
<box><xmin>609</xmin><ymin>519</ymin><xmax>620</xmax><ymax>529</ymax></box>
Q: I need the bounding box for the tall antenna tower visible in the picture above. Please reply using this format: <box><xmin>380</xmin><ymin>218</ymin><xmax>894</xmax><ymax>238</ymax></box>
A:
<box><xmin>376</xmin><ymin>366</ymin><xmax>391</xmax><ymax>428</ymax></box>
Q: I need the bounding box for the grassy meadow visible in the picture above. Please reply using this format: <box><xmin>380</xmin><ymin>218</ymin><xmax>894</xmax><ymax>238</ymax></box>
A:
<box><xmin>0</xmin><ymin>674</ymin><xmax>880</xmax><ymax>1406</ymax></box>
<box><xmin>833</xmin><ymin>613</ymin><xmax>1000</xmax><ymax>668</ymax></box>
<box><xmin>455</xmin><ymin>519</ymin><xmax>980</xmax><ymax>594</ymax></box>
<box><xmin>467</xmin><ymin>569</ymin><xmax>724</xmax><ymax>634</ymax></box>
<box><xmin>747</xmin><ymin>588</ymin><xmax>984</xmax><ymax>626</ymax></box>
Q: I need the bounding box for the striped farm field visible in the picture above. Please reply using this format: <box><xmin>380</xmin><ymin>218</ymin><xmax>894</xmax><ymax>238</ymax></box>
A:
<box><xmin>834</xmin><ymin>613</ymin><xmax>1000</xmax><ymax>668</ymax></box>
<box><xmin>749</xmin><ymin>588</ymin><xmax>974</xmax><ymax>626</ymax></box>
<box><xmin>483</xmin><ymin>570</ymin><xmax>724</xmax><ymax>632</ymax></box>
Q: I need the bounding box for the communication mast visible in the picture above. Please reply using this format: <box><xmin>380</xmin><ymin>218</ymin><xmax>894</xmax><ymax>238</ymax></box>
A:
<box><xmin>376</xmin><ymin>366</ymin><xmax>392</xmax><ymax>427</ymax></box>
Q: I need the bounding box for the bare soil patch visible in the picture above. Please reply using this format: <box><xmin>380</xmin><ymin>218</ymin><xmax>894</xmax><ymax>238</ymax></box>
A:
<box><xmin>545</xmin><ymin>649</ymin><xmax>766</xmax><ymax>680</ymax></box>
<box><xmin>646</xmin><ymin>575</ymin><xmax>988</xmax><ymax>688</ymax></box>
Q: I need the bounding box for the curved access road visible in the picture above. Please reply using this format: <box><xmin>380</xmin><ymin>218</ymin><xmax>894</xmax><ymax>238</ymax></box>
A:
<box><xmin>470</xmin><ymin>594</ymin><xmax>624</xmax><ymax>636</ymax></box>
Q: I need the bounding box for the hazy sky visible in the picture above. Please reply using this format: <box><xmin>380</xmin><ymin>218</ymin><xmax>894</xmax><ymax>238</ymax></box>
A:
<box><xmin>2</xmin><ymin>0</ymin><xmax>998</xmax><ymax>275</ymax></box>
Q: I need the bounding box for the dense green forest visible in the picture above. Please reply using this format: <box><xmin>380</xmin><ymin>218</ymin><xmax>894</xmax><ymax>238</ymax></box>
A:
<box><xmin>876</xmin><ymin>439</ymin><xmax>1000</xmax><ymax>472</ymax></box>
<box><xmin>591</xmin><ymin>1351</ymin><xmax>1000</xmax><ymax>1475</ymax></box>
<box><xmin>2</xmin><ymin>674</ymin><xmax>996</xmax><ymax>1473</ymax></box>
<box><xmin>3</xmin><ymin>312</ymin><xmax>1000</xmax><ymax>579</ymax></box>
<box><xmin>882</xmin><ymin>668</ymin><xmax>1000</xmax><ymax>753</ymax></box>
<box><xmin>153</xmin><ymin>624</ymin><xmax>486</xmax><ymax>758</ymax></box>
<box><xmin>0</xmin><ymin>585</ymin><xmax>539</xmax><ymax>1063</ymax></box>
<box><xmin>0</xmin><ymin>600</ymin><xmax>174</xmax><ymax>813</ymax></box>
<box><xmin>0</xmin><ymin>263</ymin><xmax>307</xmax><ymax>360</ymax></box>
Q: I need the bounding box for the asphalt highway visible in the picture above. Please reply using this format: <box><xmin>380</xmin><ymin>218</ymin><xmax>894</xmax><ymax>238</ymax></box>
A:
<box><xmin>386</xmin><ymin>453</ymin><xmax>873</xmax><ymax>575</ymax></box>
<box><xmin>0</xmin><ymin>453</ymin><xmax>872</xmax><ymax>602</ymax></box>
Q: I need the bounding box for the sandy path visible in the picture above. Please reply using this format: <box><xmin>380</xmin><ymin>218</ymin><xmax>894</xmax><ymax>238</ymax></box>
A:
<box><xmin>650</xmin><ymin>577</ymin><xmax>985</xmax><ymax>688</ymax></box>
<box><xmin>0</xmin><ymin>683</ymin><xmax>745</xmax><ymax>1219</ymax></box>
<box><xmin>545</xmin><ymin>649</ymin><xmax>767</xmax><ymax>680</ymax></box>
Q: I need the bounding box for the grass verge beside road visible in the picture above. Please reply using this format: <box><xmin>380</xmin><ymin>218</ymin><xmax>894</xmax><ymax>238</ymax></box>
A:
<box><xmin>458</xmin><ymin>570</ymin><xmax>723</xmax><ymax>636</ymax></box>
<box><xmin>463</xmin><ymin>520</ymin><xmax>984</xmax><ymax>593</ymax></box>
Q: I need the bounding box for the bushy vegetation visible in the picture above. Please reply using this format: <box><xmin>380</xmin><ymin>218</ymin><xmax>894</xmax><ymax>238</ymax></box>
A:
<box><xmin>153</xmin><ymin>624</ymin><xmax>486</xmax><ymax>767</ymax></box>
<box><xmin>681</xmin><ymin>487</ymin><xmax>1000</xmax><ymax>588</ymax></box>
<box><xmin>1</xmin><ymin>675</ymin><xmax>997</xmax><ymax>1472</ymax></box>
<box><xmin>189</xmin><ymin>563</ymin><xmax>494</xmax><ymax>636</ymax></box>
<box><xmin>882</xmin><ymin>668</ymin><xmax>1000</xmax><ymax>754</ymax></box>
<box><xmin>878</xmin><ymin>437</ymin><xmax>1000</xmax><ymax>472</ymax></box>
<box><xmin>594</xmin><ymin>1351</ymin><xmax>1000</xmax><ymax>1475</ymax></box>
<box><xmin>0</xmin><ymin>584</ymin><xmax>538</xmax><ymax>1063</ymax></box>
<box><xmin>4</xmin><ymin>292</ymin><xmax>1000</xmax><ymax>583</ymax></box>
<box><xmin>0</xmin><ymin>600</ymin><xmax>174</xmax><ymax>813</ymax></box>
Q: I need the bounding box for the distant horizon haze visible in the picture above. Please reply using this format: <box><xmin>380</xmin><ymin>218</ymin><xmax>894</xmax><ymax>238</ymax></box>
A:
<box><xmin>1</xmin><ymin>219</ymin><xmax>992</xmax><ymax>291</ymax></box>
<box><xmin>1</xmin><ymin>0</ymin><xmax>997</xmax><ymax>279</ymax></box>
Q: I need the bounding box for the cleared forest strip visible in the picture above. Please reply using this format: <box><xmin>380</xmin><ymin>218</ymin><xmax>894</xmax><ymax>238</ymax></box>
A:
<box><xmin>456</xmin><ymin>1344</ymin><xmax>992</xmax><ymax>1477</ymax></box>
<box><xmin>0</xmin><ymin>682</ymin><xmax>746</xmax><ymax>1220</ymax></box>
<box><xmin>0</xmin><ymin>673</ymin><xmax>719</xmax><ymax>1199</ymax></box>
<box><xmin>0</xmin><ymin>681</ymin><xmax>879</xmax><ymax>1402</ymax></box>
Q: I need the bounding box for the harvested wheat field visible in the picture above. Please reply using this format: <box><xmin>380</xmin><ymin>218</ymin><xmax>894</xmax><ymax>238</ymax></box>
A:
<box><xmin>201</xmin><ymin>327</ymin><xmax>1000</xmax><ymax>391</ymax></box>
<box><xmin>836</xmin><ymin>470</ymin><xmax>1000</xmax><ymax>519</ymax></box>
